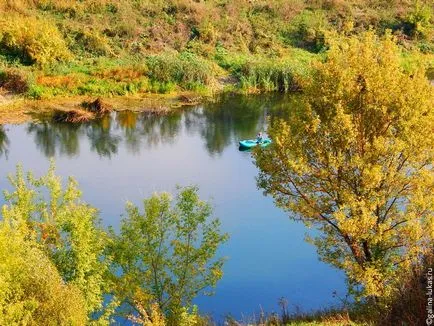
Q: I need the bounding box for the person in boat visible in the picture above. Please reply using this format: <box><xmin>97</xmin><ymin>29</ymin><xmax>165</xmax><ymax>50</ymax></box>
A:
<box><xmin>256</xmin><ymin>132</ymin><xmax>263</xmax><ymax>143</ymax></box>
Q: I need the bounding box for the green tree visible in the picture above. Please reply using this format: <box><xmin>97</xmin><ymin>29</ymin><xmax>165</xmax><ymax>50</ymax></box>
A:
<box><xmin>255</xmin><ymin>32</ymin><xmax>434</xmax><ymax>302</ymax></box>
<box><xmin>1</xmin><ymin>163</ymin><xmax>113</xmax><ymax>323</ymax></box>
<box><xmin>109</xmin><ymin>186</ymin><xmax>228</xmax><ymax>324</ymax></box>
<box><xmin>405</xmin><ymin>1</ymin><xmax>433</xmax><ymax>40</ymax></box>
<box><xmin>0</xmin><ymin>220</ymin><xmax>87</xmax><ymax>325</ymax></box>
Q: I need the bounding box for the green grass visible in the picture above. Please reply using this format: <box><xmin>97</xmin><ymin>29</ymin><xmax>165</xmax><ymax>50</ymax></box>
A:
<box><xmin>0</xmin><ymin>0</ymin><xmax>432</xmax><ymax>99</ymax></box>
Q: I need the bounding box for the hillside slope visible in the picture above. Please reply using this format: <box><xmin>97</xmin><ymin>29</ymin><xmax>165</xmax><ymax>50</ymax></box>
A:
<box><xmin>0</xmin><ymin>0</ymin><xmax>432</xmax><ymax>99</ymax></box>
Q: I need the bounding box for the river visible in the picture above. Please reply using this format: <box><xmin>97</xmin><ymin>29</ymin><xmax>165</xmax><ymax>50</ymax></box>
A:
<box><xmin>0</xmin><ymin>94</ymin><xmax>346</xmax><ymax>321</ymax></box>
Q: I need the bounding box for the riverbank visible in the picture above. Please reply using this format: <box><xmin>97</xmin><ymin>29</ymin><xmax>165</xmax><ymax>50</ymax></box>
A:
<box><xmin>0</xmin><ymin>90</ymin><xmax>211</xmax><ymax>124</ymax></box>
<box><xmin>0</xmin><ymin>47</ymin><xmax>316</xmax><ymax>124</ymax></box>
<box><xmin>1</xmin><ymin>0</ymin><xmax>432</xmax><ymax>126</ymax></box>
<box><xmin>1</xmin><ymin>49</ymin><xmax>432</xmax><ymax>125</ymax></box>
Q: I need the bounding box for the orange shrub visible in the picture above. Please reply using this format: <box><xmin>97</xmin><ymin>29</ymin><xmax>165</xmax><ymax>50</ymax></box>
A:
<box><xmin>36</xmin><ymin>75</ymin><xmax>78</xmax><ymax>89</ymax></box>
<box><xmin>92</xmin><ymin>67</ymin><xmax>146</xmax><ymax>82</ymax></box>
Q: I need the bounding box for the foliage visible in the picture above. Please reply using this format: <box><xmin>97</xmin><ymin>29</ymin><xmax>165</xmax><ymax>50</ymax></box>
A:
<box><xmin>255</xmin><ymin>31</ymin><xmax>434</xmax><ymax>301</ymax></box>
<box><xmin>405</xmin><ymin>1</ymin><xmax>433</xmax><ymax>40</ymax></box>
<box><xmin>129</xmin><ymin>303</ymin><xmax>206</xmax><ymax>326</ymax></box>
<box><xmin>235</xmin><ymin>50</ymin><xmax>316</xmax><ymax>93</ymax></box>
<box><xmin>0</xmin><ymin>219</ymin><xmax>87</xmax><ymax>325</ymax></box>
<box><xmin>0</xmin><ymin>0</ymin><xmax>432</xmax><ymax>98</ymax></box>
<box><xmin>129</xmin><ymin>302</ymin><xmax>167</xmax><ymax>326</ymax></box>
<box><xmin>109</xmin><ymin>186</ymin><xmax>228</xmax><ymax>324</ymax></box>
<box><xmin>0</xmin><ymin>15</ymin><xmax>71</xmax><ymax>66</ymax></box>
<box><xmin>0</xmin><ymin>164</ymin><xmax>227</xmax><ymax>323</ymax></box>
<box><xmin>75</xmin><ymin>30</ymin><xmax>113</xmax><ymax>56</ymax></box>
<box><xmin>1</xmin><ymin>163</ymin><xmax>112</xmax><ymax>322</ymax></box>
<box><xmin>145</xmin><ymin>52</ymin><xmax>218</xmax><ymax>90</ymax></box>
<box><xmin>0</xmin><ymin>67</ymin><xmax>30</xmax><ymax>93</ymax></box>
<box><xmin>283</xmin><ymin>9</ymin><xmax>330</xmax><ymax>52</ymax></box>
<box><xmin>381</xmin><ymin>253</ymin><xmax>434</xmax><ymax>325</ymax></box>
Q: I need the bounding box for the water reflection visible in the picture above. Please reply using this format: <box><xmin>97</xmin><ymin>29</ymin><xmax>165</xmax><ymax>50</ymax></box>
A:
<box><xmin>116</xmin><ymin>111</ymin><xmax>141</xmax><ymax>154</ymax></box>
<box><xmin>188</xmin><ymin>95</ymin><xmax>271</xmax><ymax>155</ymax></box>
<box><xmin>0</xmin><ymin>125</ymin><xmax>9</xmax><ymax>159</ymax></box>
<box><xmin>22</xmin><ymin>94</ymin><xmax>290</xmax><ymax>159</ymax></box>
<box><xmin>0</xmin><ymin>93</ymin><xmax>346</xmax><ymax>318</ymax></box>
<box><xmin>87</xmin><ymin>117</ymin><xmax>121</xmax><ymax>158</ymax></box>
<box><xmin>135</xmin><ymin>111</ymin><xmax>182</xmax><ymax>149</ymax></box>
<box><xmin>27</xmin><ymin>122</ymin><xmax>81</xmax><ymax>157</ymax></box>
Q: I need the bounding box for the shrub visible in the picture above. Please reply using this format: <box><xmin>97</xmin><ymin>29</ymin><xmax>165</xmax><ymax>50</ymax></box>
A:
<box><xmin>2</xmin><ymin>164</ymin><xmax>114</xmax><ymax>320</ymax></box>
<box><xmin>0</xmin><ymin>15</ymin><xmax>71</xmax><ymax>66</ymax></box>
<box><xmin>75</xmin><ymin>31</ymin><xmax>112</xmax><ymax>56</ymax></box>
<box><xmin>129</xmin><ymin>303</ymin><xmax>207</xmax><ymax>326</ymax></box>
<box><xmin>282</xmin><ymin>9</ymin><xmax>330</xmax><ymax>52</ymax></box>
<box><xmin>382</xmin><ymin>254</ymin><xmax>434</xmax><ymax>325</ymax></box>
<box><xmin>0</xmin><ymin>68</ymin><xmax>29</xmax><ymax>93</ymax></box>
<box><xmin>404</xmin><ymin>2</ymin><xmax>433</xmax><ymax>40</ymax></box>
<box><xmin>0</xmin><ymin>225</ymin><xmax>87</xmax><ymax>325</ymax></box>
<box><xmin>26</xmin><ymin>84</ymin><xmax>47</xmax><ymax>99</ymax></box>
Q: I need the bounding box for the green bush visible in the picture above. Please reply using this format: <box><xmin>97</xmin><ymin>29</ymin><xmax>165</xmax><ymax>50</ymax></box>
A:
<box><xmin>27</xmin><ymin>84</ymin><xmax>47</xmax><ymax>99</ymax></box>
<box><xmin>148</xmin><ymin>80</ymin><xmax>176</xmax><ymax>94</ymax></box>
<box><xmin>405</xmin><ymin>2</ymin><xmax>433</xmax><ymax>40</ymax></box>
<box><xmin>282</xmin><ymin>10</ymin><xmax>329</xmax><ymax>52</ymax></box>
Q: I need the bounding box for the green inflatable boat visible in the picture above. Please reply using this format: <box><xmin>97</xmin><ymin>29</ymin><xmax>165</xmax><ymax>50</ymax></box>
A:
<box><xmin>239</xmin><ymin>138</ymin><xmax>272</xmax><ymax>149</ymax></box>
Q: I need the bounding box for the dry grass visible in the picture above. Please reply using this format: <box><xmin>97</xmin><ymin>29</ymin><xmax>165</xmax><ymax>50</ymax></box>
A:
<box><xmin>52</xmin><ymin>108</ymin><xmax>95</xmax><ymax>123</ymax></box>
<box><xmin>0</xmin><ymin>68</ymin><xmax>29</xmax><ymax>93</ymax></box>
<box><xmin>0</xmin><ymin>98</ymin><xmax>34</xmax><ymax>124</ymax></box>
<box><xmin>36</xmin><ymin>75</ymin><xmax>79</xmax><ymax>89</ymax></box>
<box><xmin>81</xmin><ymin>97</ymin><xmax>112</xmax><ymax>115</ymax></box>
<box><xmin>0</xmin><ymin>92</ymin><xmax>192</xmax><ymax>124</ymax></box>
<box><xmin>92</xmin><ymin>67</ymin><xmax>146</xmax><ymax>82</ymax></box>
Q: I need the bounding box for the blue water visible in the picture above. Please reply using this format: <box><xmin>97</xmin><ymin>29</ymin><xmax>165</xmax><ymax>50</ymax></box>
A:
<box><xmin>0</xmin><ymin>94</ymin><xmax>346</xmax><ymax>321</ymax></box>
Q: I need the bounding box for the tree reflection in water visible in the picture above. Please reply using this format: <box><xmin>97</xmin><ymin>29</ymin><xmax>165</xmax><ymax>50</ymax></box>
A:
<box><xmin>27</xmin><ymin>122</ymin><xmax>81</xmax><ymax>157</ymax></box>
<box><xmin>86</xmin><ymin>115</ymin><xmax>121</xmax><ymax>158</ymax></box>
<box><xmin>115</xmin><ymin>110</ymin><xmax>183</xmax><ymax>153</ymax></box>
<box><xmin>25</xmin><ymin>94</ymin><xmax>289</xmax><ymax>159</ymax></box>
<box><xmin>0</xmin><ymin>125</ymin><xmax>9</xmax><ymax>159</ymax></box>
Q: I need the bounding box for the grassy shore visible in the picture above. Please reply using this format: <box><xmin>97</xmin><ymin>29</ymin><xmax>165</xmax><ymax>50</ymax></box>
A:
<box><xmin>0</xmin><ymin>91</ymin><xmax>208</xmax><ymax>124</ymax></box>
<box><xmin>0</xmin><ymin>0</ymin><xmax>432</xmax><ymax>121</ymax></box>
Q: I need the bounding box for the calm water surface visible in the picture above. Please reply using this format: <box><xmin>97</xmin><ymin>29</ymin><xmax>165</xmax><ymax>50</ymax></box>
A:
<box><xmin>0</xmin><ymin>94</ymin><xmax>345</xmax><ymax>320</ymax></box>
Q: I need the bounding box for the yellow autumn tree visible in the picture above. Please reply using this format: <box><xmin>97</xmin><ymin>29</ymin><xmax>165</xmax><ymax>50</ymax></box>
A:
<box><xmin>0</xmin><ymin>14</ymin><xmax>71</xmax><ymax>66</ymax></box>
<box><xmin>0</xmin><ymin>223</ymin><xmax>87</xmax><ymax>325</ymax></box>
<box><xmin>255</xmin><ymin>31</ymin><xmax>434</xmax><ymax>302</ymax></box>
<box><xmin>1</xmin><ymin>163</ymin><xmax>114</xmax><ymax>322</ymax></box>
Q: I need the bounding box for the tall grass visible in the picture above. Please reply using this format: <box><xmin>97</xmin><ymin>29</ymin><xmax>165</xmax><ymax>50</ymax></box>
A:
<box><xmin>233</xmin><ymin>50</ymin><xmax>316</xmax><ymax>93</ymax></box>
<box><xmin>145</xmin><ymin>52</ymin><xmax>219</xmax><ymax>91</ymax></box>
<box><xmin>19</xmin><ymin>52</ymin><xmax>222</xmax><ymax>99</ymax></box>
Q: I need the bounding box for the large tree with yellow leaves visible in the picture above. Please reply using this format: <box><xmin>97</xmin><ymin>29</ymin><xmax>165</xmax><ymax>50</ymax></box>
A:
<box><xmin>255</xmin><ymin>31</ymin><xmax>434</xmax><ymax>301</ymax></box>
